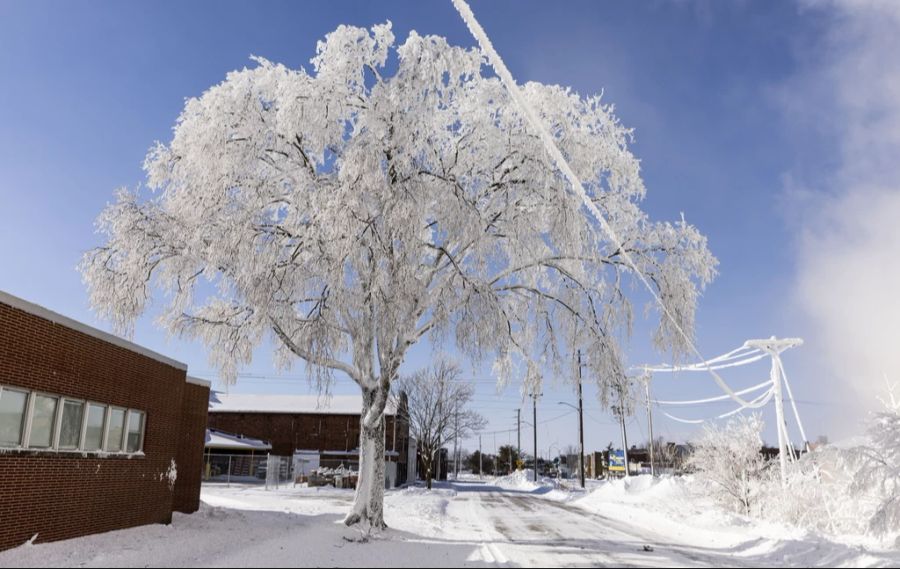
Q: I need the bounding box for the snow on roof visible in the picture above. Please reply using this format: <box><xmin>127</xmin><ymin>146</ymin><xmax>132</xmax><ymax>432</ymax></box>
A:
<box><xmin>208</xmin><ymin>392</ymin><xmax>398</xmax><ymax>416</ymax></box>
<box><xmin>205</xmin><ymin>428</ymin><xmax>272</xmax><ymax>451</ymax></box>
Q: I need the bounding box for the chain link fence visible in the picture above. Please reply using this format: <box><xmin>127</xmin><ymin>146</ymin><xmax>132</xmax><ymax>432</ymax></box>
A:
<box><xmin>203</xmin><ymin>453</ymin><xmax>293</xmax><ymax>487</ymax></box>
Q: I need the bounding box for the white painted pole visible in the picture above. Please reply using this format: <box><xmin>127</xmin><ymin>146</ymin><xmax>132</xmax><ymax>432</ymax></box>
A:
<box><xmin>770</xmin><ymin>353</ymin><xmax>789</xmax><ymax>485</ymax></box>
<box><xmin>777</xmin><ymin>355</ymin><xmax>810</xmax><ymax>452</ymax></box>
<box><xmin>645</xmin><ymin>378</ymin><xmax>655</xmax><ymax>478</ymax></box>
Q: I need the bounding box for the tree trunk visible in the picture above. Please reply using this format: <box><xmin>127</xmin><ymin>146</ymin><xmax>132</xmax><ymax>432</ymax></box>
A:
<box><xmin>344</xmin><ymin>387</ymin><xmax>388</xmax><ymax>530</ymax></box>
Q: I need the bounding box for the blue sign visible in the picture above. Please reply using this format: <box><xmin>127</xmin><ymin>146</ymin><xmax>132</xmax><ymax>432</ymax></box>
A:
<box><xmin>609</xmin><ymin>450</ymin><xmax>626</xmax><ymax>472</ymax></box>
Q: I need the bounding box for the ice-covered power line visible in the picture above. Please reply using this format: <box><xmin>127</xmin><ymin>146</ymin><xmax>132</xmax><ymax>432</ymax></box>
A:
<box><xmin>653</xmin><ymin>380</ymin><xmax>772</xmax><ymax>406</ymax></box>
<box><xmin>451</xmin><ymin>0</ymin><xmax>758</xmax><ymax>409</ymax></box>
<box><xmin>640</xmin><ymin>337</ymin><xmax>806</xmax><ymax>484</ymax></box>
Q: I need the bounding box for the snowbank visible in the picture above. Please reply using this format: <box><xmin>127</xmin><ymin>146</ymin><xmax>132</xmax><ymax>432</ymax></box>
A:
<box><xmin>487</xmin><ymin>469</ymin><xmax>576</xmax><ymax>502</ymax></box>
<box><xmin>576</xmin><ymin>476</ymin><xmax>899</xmax><ymax>567</ymax></box>
<box><xmin>490</xmin><ymin>469</ymin><xmax>540</xmax><ymax>491</ymax></box>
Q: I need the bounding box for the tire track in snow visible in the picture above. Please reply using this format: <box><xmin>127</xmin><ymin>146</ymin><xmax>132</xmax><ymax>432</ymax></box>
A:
<box><xmin>455</xmin><ymin>486</ymin><xmax>753</xmax><ymax>568</ymax></box>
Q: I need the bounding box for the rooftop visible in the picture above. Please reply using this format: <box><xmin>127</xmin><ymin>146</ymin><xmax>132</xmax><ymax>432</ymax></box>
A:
<box><xmin>205</xmin><ymin>428</ymin><xmax>272</xmax><ymax>451</ymax></box>
<box><xmin>208</xmin><ymin>392</ymin><xmax>398</xmax><ymax>416</ymax></box>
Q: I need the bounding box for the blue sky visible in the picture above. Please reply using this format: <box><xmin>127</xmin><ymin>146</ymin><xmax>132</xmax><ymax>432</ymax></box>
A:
<box><xmin>2</xmin><ymin>0</ymin><xmax>886</xmax><ymax>457</ymax></box>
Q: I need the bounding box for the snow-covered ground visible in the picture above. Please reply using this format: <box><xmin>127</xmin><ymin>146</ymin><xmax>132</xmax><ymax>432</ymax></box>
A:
<box><xmin>1</xmin><ymin>474</ymin><xmax>897</xmax><ymax>567</ymax></box>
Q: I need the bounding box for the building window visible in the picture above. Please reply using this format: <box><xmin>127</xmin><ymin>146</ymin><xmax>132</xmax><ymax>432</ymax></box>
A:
<box><xmin>28</xmin><ymin>394</ymin><xmax>58</xmax><ymax>448</ymax></box>
<box><xmin>83</xmin><ymin>403</ymin><xmax>107</xmax><ymax>451</ymax></box>
<box><xmin>58</xmin><ymin>399</ymin><xmax>85</xmax><ymax>450</ymax></box>
<box><xmin>106</xmin><ymin>407</ymin><xmax>127</xmax><ymax>452</ymax></box>
<box><xmin>126</xmin><ymin>410</ymin><xmax>144</xmax><ymax>453</ymax></box>
<box><xmin>0</xmin><ymin>387</ymin><xmax>28</xmax><ymax>447</ymax></box>
<box><xmin>0</xmin><ymin>384</ymin><xmax>146</xmax><ymax>456</ymax></box>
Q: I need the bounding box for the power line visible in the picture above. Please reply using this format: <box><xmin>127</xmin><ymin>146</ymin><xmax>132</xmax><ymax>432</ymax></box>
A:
<box><xmin>451</xmin><ymin>0</ymin><xmax>762</xmax><ymax>409</ymax></box>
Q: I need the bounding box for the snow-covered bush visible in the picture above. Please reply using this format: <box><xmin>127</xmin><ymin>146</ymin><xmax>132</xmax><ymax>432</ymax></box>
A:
<box><xmin>682</xmin><ymin>385</ymin><xmax>900</xmax><ymax>542</ymax></box>
<box><xmin>686</xmin><ymin>414</ymin><xmax>768</xmax><ymax>515</ymax></box>
<box><xmin>852</xmin><ymin>383</ymin><xmax>900</xmax><ymax>538</ymax></box>
<box><xmin>758</xmin><ymin>383</ymin><xmax>900</xmax><ymax>542</ymax></box>
<box><xmin>759</xmin><ymin>449</ymin><xmax>863</xmax><ymax>535</ymax></box>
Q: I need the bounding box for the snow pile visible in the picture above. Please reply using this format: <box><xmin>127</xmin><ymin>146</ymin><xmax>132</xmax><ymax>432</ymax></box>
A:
<box><xmin>582</xmin><ymin>474</ymin><xmax>690</xmax><ymax>505</ymax></box>
<box><xmin>576</xmin><ymin>475</ymin><xmax>898</xmax><ymax>567</ymax></box>
<box><xmin>486</xmin><ymin>469</ymin><xmax>577</xmax><ymax>502</ymax></box>
<box><xmin>390</xmin><ymin>486</ymin><xmax>458</xmax><ymax>538</ymax></box>
<box><xmin>491</xmin><ymin>469</ymin><xmax>540</xmax><ymax>492</ymax></box>
<box><xmin>576</xmin><ymin>475</ymin><xmax>746</xmax><ymax>537</ymax></box>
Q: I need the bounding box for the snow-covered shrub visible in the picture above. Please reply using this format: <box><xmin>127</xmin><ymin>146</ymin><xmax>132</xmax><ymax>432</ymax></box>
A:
<box><xmin>853</xmin><ymin>383</ymin><xmax>900</xmax><ymax>538</ymax></box>
<box><xmin>758</xmin><ymin>383</ymin><xmax>900</xmax><ymax>542</ymax></box>
<box><xmin>760</xmin><ymin>449</ymin><xmax>865</xmax><ymax>535</ymax></box>
<box><xmin>686</xmin><ymin>414</ymin><xmax>768</xmax><ymax>515</ymax></box>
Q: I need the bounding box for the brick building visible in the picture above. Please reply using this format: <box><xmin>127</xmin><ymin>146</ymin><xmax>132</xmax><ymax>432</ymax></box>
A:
<box><xmin>207</xmin><ymin>392</ymin><xmax>412</xmax><ymax>486</ymax></box>
<box><xmin>0</xmin><ymin>290</ymin><xmax>209</xmax><ymax>552</ymax></box>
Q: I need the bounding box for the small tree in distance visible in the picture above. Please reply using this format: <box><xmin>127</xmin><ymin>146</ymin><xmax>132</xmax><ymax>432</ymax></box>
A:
<box><xmin>497</xmin><ymin>445</ymin><xmax>521</xmax><ymax>475</ymax></box>
<box><xmin>395</xmin><ymin>361</ymin><xmax>486</xmax><ymax>489</ymax></box>
<box><xmin>467</xmin><ymin>450</ymin><xmax>496</xmax><ymax>475</ymax></box>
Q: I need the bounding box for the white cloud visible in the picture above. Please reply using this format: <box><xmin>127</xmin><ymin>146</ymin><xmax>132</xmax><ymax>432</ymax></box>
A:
<box><xmin>784</xmin><ymin>0</ymin><xmax>900</xmax><ymax>434</ymax></box>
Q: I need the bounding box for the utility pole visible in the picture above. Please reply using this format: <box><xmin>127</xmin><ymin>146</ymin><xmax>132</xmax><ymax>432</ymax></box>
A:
<box><xmin>533</xmin><ymin>391</ymin><xmax>539</xmax><ymax>482</ymax></box>
<box><xmin>516</xmin><ymin>408</ymin><xmax>521</xmax><ymax>469</ymax></box>
<box><xmin>616</xmin><ymin>382</ymin><xmax>630</xmax><ymax>478</ymax></box>
<box><xmin>454</xmin><ymin>409</ymin><xmax>460</xmax><ymax>480</ymax></box>
<box><xmin>645</xmin><ymin>377</ymin><xmax>655</xmax><ymax>477</ymax></box>
<box><xmin>745</xmin><ymin>336</ymin><xmax>805</xmax><ymax>486</ymax></box>
<box><xmin>577</xmin><ymin>350</ymin><xmax>585</xmax><ymax>489</ymax></box>
<box><xmin>479</xmin><ymin>434</ymin><xmax>483</xmax><ymax>478</ymax></box>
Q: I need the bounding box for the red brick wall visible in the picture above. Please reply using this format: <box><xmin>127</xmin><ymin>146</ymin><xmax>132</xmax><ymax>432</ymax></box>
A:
<box><xmin>0</xmin><ymin>300</ymin><xmax>208</xmax><ymax>551</ymax></box>
<box><xmin>173</xmin><ymin>382</ymin><xmax>209</xmax><ymax>514</ymax></box>
<box><xmin>208</xmin><ymin>410</ymin><xmax>408</xmax><ymax>461</ymax></box>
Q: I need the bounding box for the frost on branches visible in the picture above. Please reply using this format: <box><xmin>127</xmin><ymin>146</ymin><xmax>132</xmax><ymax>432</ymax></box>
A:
<box><xmin>394</xmin><ymin>360</ymin><xmax>487</xmax><ymax>490</ymax></box>
<box><xmin>80</xmin><ymin>23</ymin><xmax>716</xmax><ymax>530</ymax></box>
<box><xmin>687</xmin><ymin>414</ymin><xmax>767</xmax><ymax>516</ymax></box>
<box><xmin>852</xmin><ymin>381</ymin><xmax>900</xmax><ymax>538</ymax></box>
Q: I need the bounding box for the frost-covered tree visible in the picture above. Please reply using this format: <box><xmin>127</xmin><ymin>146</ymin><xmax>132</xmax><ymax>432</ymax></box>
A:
<box><xmin>80</xmin><ymin>22</ymin><xmax>716</xmax><ymax>529</ymax></box>
<box><xmin>687</xmin><ymin>414</ymin><xmax>768</xmax><ymax>515</ymax></box>
<box><xmin>394</xmin><ymin>360</ymin><xmax>486</xmax><ymax>489</ymax></box>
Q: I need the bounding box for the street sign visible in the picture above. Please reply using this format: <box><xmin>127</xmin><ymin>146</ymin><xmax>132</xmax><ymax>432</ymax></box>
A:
<box><xmin>609</xmin><ymin>450</ymin><xmax>626</xmax><ymax>472</ymax></box>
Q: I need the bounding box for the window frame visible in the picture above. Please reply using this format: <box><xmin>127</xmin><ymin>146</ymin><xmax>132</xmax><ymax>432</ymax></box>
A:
<box><xmin>104</xmin><ymin>406</ymin><xmax>128</xmax><ymax>453</ymax></box>
<box><xmin>0</xmin><ymin>384</ymin><xmax>147</xmax><ymax>457</ymax></box>
<box><xmin>0</xmin><ymin>385</ymin><xmax>29</xmax><ymax>448</ymax></box>
<box><xmin>81</xmin><ymin>401</ymin><xmax>108</xmax><ymax>452</ymax></box>
<box><xmin>25</xmin><ymin>391</ymin><xmax>59</xmax><ymax>449</ymax></box>
<box><xmin>54</xmin><ymin>397</ymin><xmax>86</xmax><ymax>451</ymax></box>
<box><xmin>125</xmin><ymin>409</ymin><xmax>145</xmax><ymax>454</ymax></box>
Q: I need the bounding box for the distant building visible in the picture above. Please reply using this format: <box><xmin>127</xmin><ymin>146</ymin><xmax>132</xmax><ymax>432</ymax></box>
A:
<box><xmin>585</xmin><ymin>451</ymin><xmax>607</xmax><ymax>479</ymax></box>
<box><xmin>203</xmin><ymin>428</ymin><xmax>272</xmax><ymax>481</ymax></box>
<box><xmin>0</xmin><ymin>290</ymin><xmax>209</xmax><ymax>552</ymax></box>
<box><xmin>206</xmin><ymin>392</ymin><xmax>412</xmax><ymax>487</ymax></box>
